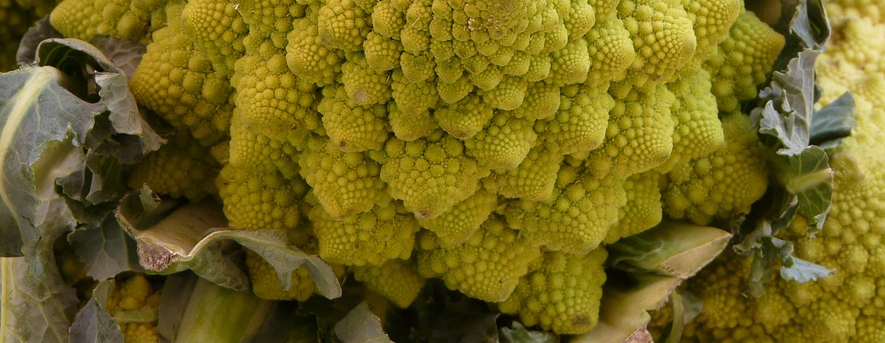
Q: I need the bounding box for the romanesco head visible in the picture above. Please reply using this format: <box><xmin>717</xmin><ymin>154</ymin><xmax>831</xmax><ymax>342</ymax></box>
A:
<box><xmin>379</xmin><ymin>130</ymin><xmax>488</xmax><ymax>219</ymax></box>
<box><xmin>308</xmin><ymin>194</ymin><xmax>419</xmax><ymax>266</ymax></box>
<box><xmin>416</xmin><ymin>216</ymin><xmax>542</xmax><ymax>302</ymax></box>
<box><xmin>504</xmin><ymin>164</ymin><xmax>626</xmax><ymax>254</ymax></box>
<box><xmin>704</xmin><ymin>10</ymin><xmax>785</xmax><ymax>112</ymax></box>
<box><xmin>662</xmin><ymin>112</ymin><xmax>768</xmax><ymax>225</ymax></box>
<box><xmin>181</xmin><ymin>0</ymin><xmax>248</xmax><ymax>76</ymax></box>
<box><xmin>416</xmin><ymin>189</ymin><xmax>498</xmax><ymax>248</ymax></box>
<box><xmin>498</xmin><ymin>248</ymin><xmax>608</xmax><ymax>335</ymax></box>
<box><xmin>603</xmin><ymin>170</ymin><xmax>663</xmax><ymax>244</ymax></box>
<box><xmin>299</xmin><ymin>135</ymin><xmax>385</xmax><ymax>219</ymax></box>
<box><xmin>353</xmin><ymin>258</ymin><xmax>425</xmax><ymax>308</ymax></box>
<box><xmin>130</xmin><ymin>2</ymin><xmax>234</xmax><ymax>146</ymax></box>
<box><xmin>217</xmin><ymin>165</ymin><xmax>304</xmax><ymax>231</ymax></box>
<box><xmin>128</xmin><ymin>130</ymin><xmax>220</xmax><ymax>202</ymax></box>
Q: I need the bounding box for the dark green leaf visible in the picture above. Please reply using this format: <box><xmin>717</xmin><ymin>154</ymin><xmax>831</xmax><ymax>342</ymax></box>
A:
<box><xmin>1</xmin><ymin>257</ymin><xmax>79</xmax><ymax>343</ymax></box>
<box><xmin>0</xmin><ymin>38</ymin><xmax>160</xmax><ymax>257</ymax></box>
<box><xmin>68</xmin><ymin>280</ymin><xmax>125</xmax><ymax>343</ymax></box>
<box><xmin>810</xmin><ymin>92</ymin><xmax>855</xmax><ymax>149</ymax></box>
<box><xmin>754</xmin><ymin>50</ymin><xmax>820</xmax><ymax>156</ymax></box>
<box><xmin>68</xmin><ymin>215</ymin><xmax>140</xmax><ymax>281</ymax></box>
<box><xmin>787</xmin><ymin>147</ymin><xmax>833</xmax><ymax>233</ymax></box>
<box><xmin>789</xmin><ymin>0</ymin><xmax>830</xmax><ymax>49</ymax></box>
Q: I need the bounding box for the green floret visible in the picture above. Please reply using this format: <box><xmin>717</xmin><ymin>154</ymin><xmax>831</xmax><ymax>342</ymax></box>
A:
<box><xmin>378</xmin><ymin>130</ymin><xmax>489</xmax><ymax>219</ymax></box>
<box><xmin>662</xmin><ymin>112</ymin><xmax>768</xmax><ymax>225</ymax></box>
<box><xmin>417</xmin><ymin>216</ymin><xmax>542</xmax><ymax>302</ymax></box>
<box><xmin>237</xmin><ymin>0</ymin><xmax>303</xmax><ymax>49</ymax></box>
<box><xmin>704</xmin><ymin>10</ymin><xmax>785</xmax><ymax>112</ymax></box>
<box><xmin>182</xmin><ymin>0</ymin><xmax>248</xmax><ymax>77</ymax></box>
<box><xmin>535</xmin><ymin>82</ymin><xmax>613</xmax><ymax>155</ymax></box>
<box><xmin>308</xmin><ymin>194</ymin><xmax>420</xmax><ymax>266</ymax></box>
<box><xmin>417</xmin><ymin>189</ymin><xmax>498</xmax><ymax>248</ymax></box>
<box><xmin>464</xmin><ymin>112</ymin><xmax>537</xmax><ymax>171</ymax></box>
<box><xmin>399</xmin><ymin>0</ymin><xmax>432</xmax><ymax>54</ymax></box>
<box><xmin>508</xmin><ymin>82</ymin><xmax>560</xmax><ymax>121</ymax></box>
<box><xmin>679</xmin><ymin>0</ymin><xmax>742</xmax><ymax>71</ymax></box>
<box><xmin>129</xmin><ymin>2</ymin><xmax>234</xmax><ymax>146</ymax></box>
<box><xmin>546</xmin><ymin>38</ymin><xmax>591</xmax><ymax>86</ymax></box>
<box><xmin>362</xmin><ymin>31</ymin><xmax>403</xmax><ymax>72</ymax></box>
<box><xmin>482</xmin><ymin>144</ymin><xmax>564</xmax><ymax>201</ymax></box>
<box><xmin>228</xmin><ymin>118</ymin><xmax>301</xmax><ymax>179</ymax></box>
<box><xmin>370</xmin><ymin>0</ymin><xmax>406</xmax><ymax>38</ymax></box>
<box><xmin>287</xmin><ymin>13</ymin><xmax>345</xmax><ymax>86</ymax></box>
<box><xmin>230</xmin><ymin>37</ymin><xmax>319</xmax><ymax>175</ymax></box>
<box><xmin>341</xmin><ymin>52</ymin><xmax>392</xmax><ymax>105</ymax></box>
<box><xmin>217</xmin><ymin>164</ymin><xmax>305</xmax><ymax>231</ymax></box>
<box><xmin>657</xmin><ymin>68</ymin><xmax>724</xmax><ymax>172</ymax></box>
<box><xmin>298</xmin><ymin>135</ymin><xmax>385</xmax><ymax>219</ymax></box>
<box><xmin>127</xmin><ymin>130</ymin><xmax>220</xmax><ymax>202</ymax></box>
<box><xmin>583</xmin><ymin>14</ymin><xmax>636</xmax><ymax>88</ymax></box>
<box><xmin>602</xmin><ymin>170</ymin><xmax>662</xmax><ymax>244</ymax></box>
<box><xmin>49</xmin><ymin>0</ymin><xmax>166</xmax><ymax>42</ymax></box>
<box><xmin>353</xmin><ymin>258</ymin><xmax>425</xmax><ymax>308</ymax></box>
<box><xmin>401</xmin><ymin>51</ymin><xmax>436</xmax><ymax>83</ymax></box>
<box><xmin>592</xmin><ymin>84</ymin><xmax>676</xmax><ymax>177</ymax></box>
<box><xmin>482</xmin><ymin>75</ymin><xmax>529</xmax><ymax>110</ymax></box>
<box><xmin>563</xmin><ymin>0</ymin><xmax>596</xmax><ymax>40</ymax></box>
<box><xmin>613</xmin><ymin>0</ymin><xmax>696</xmax><ymax>91</ymax></box>
<box><xmin>390</xmin><ymin>69</ymin><xmax>440</xmax><ymax>117</ymax></box>
<box><xmin>317</xmin><ymin>0</ymin><xmax>372</xmax><ymax>52</ymax></box>
<box><xmin>388</xmin><ymin>101</ymin><xmax>439</xmax><ymax>141</ymax></box>
<box><xmin>498</xmin><ymin>248</ymin><xmax>608</xmax><ymax>335</ymax></box>
<box><xmin>434</xmin><ymin>92</ymin><xmax>494</xmax><ymax>140</ymax></box>
<box><xmin>106</xmin><ymin>274</ymin><xmax>162</xmax><ymax>343</ymax></box>
<box><xmin>504</xmin><ymin>164</ymin><xmax>626</xmax><ymax>254</ymax></box>
<box><xmin>317</xmin><ymin>85</ymin><xmax>390</xmax><ymax>152</ymax></box>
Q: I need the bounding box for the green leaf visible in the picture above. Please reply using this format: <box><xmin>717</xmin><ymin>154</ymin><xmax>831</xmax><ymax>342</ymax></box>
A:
<box><xmin>810</xmin><ymin>92</ymin><xmax>855</xmax><ymax>149</ymax></box>
<box><xmin>334</xmin><ymin>301</ymin><xmax>393</xmax><ymax>343</ymax></box>
<box><xmin>116</xmin><ymin>189</ymin><xmax>341</xmax><ymax>298</ymax></box>
<box><xmin>88</xmin><ymin>36</ymin><xmax>146</xmax><ymax>79</ymax></box>
<box><xmin>156</xmin><ymin>272</ymin><xmax>292</xmax><ymax>342</ymax></box>
<box><xmin>16</xmin><ymin>17</ymin><xmax>62</xmax><ymax>65</ymax></box>
<box><xmin>607</xmin><ymin>221</ymin><xmax>732</xmax><ymax>278</ymax></box>
<box><xmin>68</xmin><ymin>215</ymin><xmax>140</xmax><ymax>281</ymax></box>
<box><xmin>499</xmin><ymin>322</ymin><xmax>558</xmax><ymax>343</ymax></box>
<box><xmin>0</xmin><ymin>38</ymin><xmax>160</xmax><ymax>257</ymax></box>
<box><xmin>754</xmin><ymin>50</ymin><xmax>820</xmax><ymax>156</ymax></box>
<box><xmin>408</xmin><ymin>282</ymin><xmax>499</xmax><ymax>343</ymax></box>
<box><xmin>1</xmin><ymin>257</ymin><xmax>79</xmax><ymax>343</ymax></box>
<box><xmin>68</xmin><ymin>279</ymin><xmax>125</xmax><ymax>343</ymax></box>
<box><xmin>0</xmin><ymin>66</ymin><xmax>97</xmax><ymax>256</ymax></box>
<box><xmin>572</xmin><ymin>274</ymin><xmax>681</xmax><ymax>343</ymax></box>
<box><xmin>780</xmin><ymin>256</ymin><xmax>834</xmax><ymax>283</ymax></box>
<box><xmin>788</xmin><ymin>0</ymin><xmax>830</xmax><ymax>50</ymax></box>
<box><xmin>786</xmin><ymin>146</ymin><xmax>833</xmax><ymax>232</ymax></box>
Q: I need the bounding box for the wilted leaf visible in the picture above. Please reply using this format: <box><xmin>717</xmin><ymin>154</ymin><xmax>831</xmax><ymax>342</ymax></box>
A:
<box><xmin>116</xmin><ymin>189</ymin><xmax>341</xmax><ymax>298</ymax></box>
<box><xmin>334</xmin><ymin>302</ymin><xmax>393</xmax><ymax>343</ymax></box>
